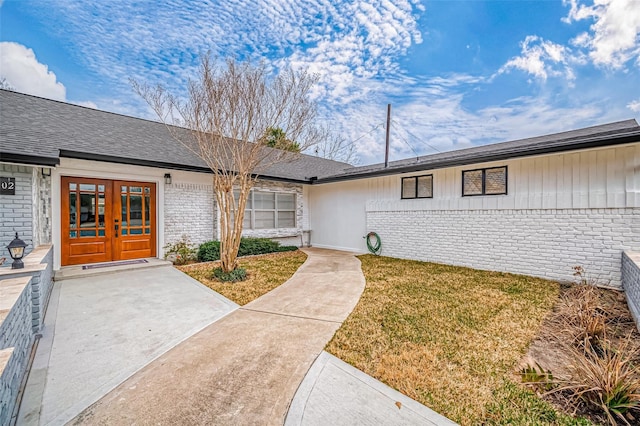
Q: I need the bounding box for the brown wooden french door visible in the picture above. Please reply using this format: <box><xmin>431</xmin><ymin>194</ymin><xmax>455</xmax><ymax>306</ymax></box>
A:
<box><xmin>61</xmin><ymin>177</ymin><xmax>156</xmax><ymax>266</ymax></box>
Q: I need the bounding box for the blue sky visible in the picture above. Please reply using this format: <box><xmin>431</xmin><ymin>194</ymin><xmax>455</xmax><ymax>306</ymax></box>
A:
<box><xmin>1</xmin><ymin>0</ymin><xmax>639</xmax><ymax>165</ymax></box>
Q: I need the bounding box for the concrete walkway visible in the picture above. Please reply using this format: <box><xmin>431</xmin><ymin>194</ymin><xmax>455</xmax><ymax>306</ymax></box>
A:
<box><xmin>71</xmin><ymin>248</ymin><xmax>367</xmax><ymax>425</ymax></box>
<box><xmin>18</xmin><ymin>261</ymin><xmax>238</xmax><ymax>425</ymax></box>
<box><xmin>286</xmin><ymin>352</ymin><xmax>457</xmax><ymax>425</ymax></box>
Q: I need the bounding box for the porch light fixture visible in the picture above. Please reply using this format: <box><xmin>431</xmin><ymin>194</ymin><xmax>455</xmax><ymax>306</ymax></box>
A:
<box><xmin>41</xmin><ymin>167</ymin><xmax>51</xmax><ymax>177</ymax></box>
<box><xmin>6</xmin><ymin>232</ymin><xmax>28</xmax><ymax>269</ymax></box>
<box><xmin>164</xmin><ymin>173</ymin><xmax>172</xmax><ymax>185</ymax></box>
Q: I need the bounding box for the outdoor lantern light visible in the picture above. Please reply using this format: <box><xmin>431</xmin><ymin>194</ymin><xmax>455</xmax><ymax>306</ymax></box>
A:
<box><xmin>7</xmin><ymin>232</ymin><xmax>28</xmax><ymax>269</ymax></box>
<box><xmin>164</xmin><ymin>173</ymin><xmax>172</xmax><ymax>185</ymax></box>
<box><xmin>41</xmin><ymin>167</ymin><xmax>51</xmax><ymax>177</ymax></box>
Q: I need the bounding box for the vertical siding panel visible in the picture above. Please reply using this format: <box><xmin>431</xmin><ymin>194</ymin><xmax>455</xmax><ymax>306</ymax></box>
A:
<box><xmin>576</xmin><ymin>152</ymin><xmax>590</xmax><ymax>208</ymax></box>
<box><xmin>626</xmin><ymin>145</ymin><xmax>640</xmax><ymax>207</ymax></box>
<box><xmin>515</xmin><ymin>159</ymin><xmax>528</xmax><ymax>209</ymax></box>
<box><xmin>607</xmin><ymin>148</ymin><xmax>623</xmax><ymax>207</ymax></box>
<box><xmin>542</xmin><ymin>155</ymin><xmax>555</xmax><ymax>209</ymax></box>
<box><xmin>558</xmin><ymin>153</ymin><xmax>573</xmax><ymax>209</ymax></box>
<box><xmin>589</xmin><ymin>150</ymin><xmax>607</xmax><ymax>208</ymax></box>
<box><xmin>451</xmin><ymin>167</ymin><xmax>460</xmax><ymax>209</ymax></box>
<box><xmin>529</xmin><ymin>158</ymin><xmax>543</xmax><ymax>209</ymax></box>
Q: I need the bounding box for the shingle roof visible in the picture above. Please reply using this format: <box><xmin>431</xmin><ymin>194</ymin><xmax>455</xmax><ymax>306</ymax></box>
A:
<box><xmin>0</xmin><ymin>89</ymin><xmax>352</xmax><ymax>182</ymax></box>
<box><xmin>315</xmin><ymin>118</ymin><xmax>640</xmax><ymax>183</ymax></box>
<box><xmin>2</xmin><ymin>89</ymin><xmax>639</xmax><ymax>184</ymax></box>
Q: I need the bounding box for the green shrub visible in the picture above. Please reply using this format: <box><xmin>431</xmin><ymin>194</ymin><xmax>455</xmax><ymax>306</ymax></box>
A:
<box><xmin>237</xmin><ymin>238</ymin><xmax>281</xmax><ymax>256</ymax></box>
<box><xmin>198</xmin><ymin>238</ymin><xmax>298</xmax><ymax>262</ymax></box>
<box><xmin>212</xmin><ymin>267</ymin><xmax>247</xmax><ymax>282</ymax></box>
<box><xmin>197</xmin><ymin>240</ymin><xmax>220</xmax><ymax>262</ymax></box>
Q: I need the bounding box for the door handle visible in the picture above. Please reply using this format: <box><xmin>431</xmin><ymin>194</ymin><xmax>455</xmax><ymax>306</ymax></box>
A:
<box><xmin>115</xmin><ymin>224</ymin><xmax>119</xmax><ymax>238</ymax></box>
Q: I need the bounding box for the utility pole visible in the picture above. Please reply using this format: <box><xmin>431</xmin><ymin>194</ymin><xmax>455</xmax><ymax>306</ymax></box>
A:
<box><xmin>385</xmin><ymin>103</ymin><xmax>391</xmax><ymax>168</ymax></box>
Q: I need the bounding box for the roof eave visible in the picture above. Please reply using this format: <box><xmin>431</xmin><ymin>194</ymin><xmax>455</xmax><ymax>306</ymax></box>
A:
<box><xmin>59</xmin><ymin>150</ymin><xmax>312</xmax><ymax>184</ymax></box>
<box><xmin>314</xmin><ymin>130</ymin><xmax>640</xmax><ymax>184</ymax></box>
<box><xmin>0</xmin><ymin>151</ymin><xmax>60</xmax><ymax>167</ymax></box>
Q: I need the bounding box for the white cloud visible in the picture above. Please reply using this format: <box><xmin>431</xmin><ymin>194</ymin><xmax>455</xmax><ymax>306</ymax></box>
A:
<box><xmin>0</xmin><ymin>42</ymin><xmax>66</xmax><ymax>100</ymax></box>
<box><xmin>627</xmin><ymin>99</ymin><xmax>640</xmax><ymax>112</ymax></box>
<box><xmin>564</xmin><ymin>0</ymin><xmax>640</xmax><ymax>68</ymax></box>
<box><xmin>30</xmin><ymin>1</ymin><xmax>423</xmax><ymax>107</ymax></box>
<box><xmin>497</xmin><ymin>36</ymin><xmax>575</xmax><ymax>81</ymax></box>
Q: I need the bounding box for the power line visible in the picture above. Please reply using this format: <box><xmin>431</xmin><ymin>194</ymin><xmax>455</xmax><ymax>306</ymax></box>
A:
<box><xmin>392</xmin><ymin>118</ymin><xmax>442</xmax><ymax>153</ymax></box>
<box><xmin>390</xmin><ymin>120</ymin><xmax>420</xmax><ymax>160</ymax></box>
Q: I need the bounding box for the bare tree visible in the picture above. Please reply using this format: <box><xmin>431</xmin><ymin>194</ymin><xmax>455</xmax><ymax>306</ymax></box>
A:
<box><xmin>0</xmin><ymin>78</ymin><xmax>15</xmax><ymax>91</ymax></box>
<box><xmin>135</xmin><ymin>57</ymin><xmax>322</xmax><ymax>272</ymax></box>
<box><xmin>315</xmin><ymin>132</ymin><xmax>359</xmax><ymax>165</ymax></box>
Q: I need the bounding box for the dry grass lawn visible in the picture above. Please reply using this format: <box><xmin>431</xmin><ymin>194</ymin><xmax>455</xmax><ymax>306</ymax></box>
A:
<box><xmin>326</xmin><ymin>254</ymin><xmax>591</xmax><ymax>425</ymax></box>
<box><xmin>177</xmin><ymin>250</ymin><xmax>307</xmax><ymax>305</ymax></box>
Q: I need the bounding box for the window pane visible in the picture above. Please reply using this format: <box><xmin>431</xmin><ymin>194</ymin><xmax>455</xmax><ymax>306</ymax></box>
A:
<box><xmin>234</xmin><ymin>190</ymin><xmax>252</xmax><ymax>209</ymax></box>
<box><xmin>129</xmin><ymin>195</ymin><xmax>143</xmax><ymax>226</ymax></box>
<box><xmin>69</xmin><ymin>183</ymin><xmax>77</xmax><ymax>190</ymax></box>
<box><xmin>98</xmin><ymin>193</ymin><xmax>105</xmax><ymax>227</ymax></box>
<box><xmin>277</xmin><ymin>193</ymin><xmax>295</xmax><ymax>210</ymax></box>
<box><xmin>69</xmin><ymin>192</ymin><xmax>77</xmax><ymax>228</ymax></box>
<box><xmin>79</xmin><ymin>193</ymin><xmax>96</xmax><ymax>227</ymax></box>
<box><xmin>79</xmin><ymin>184</ymin><xmax>95</xmax><ymax>191</ymax></box>
<box><xmin>485</xmin><ymin>167</ymin><xmax>507</xmax><ymax>194</ymax></box>
<box><xmin>255</xmin><ymin>211</ymin><xmax>275</xmax><ymax>229</ymax></box>
<box><xmin>417</xmin><ymin>175</ymin><xmax>433</xmax><ymax>198</ymax></box>
<box><xmin>463</xmin><ymin>170</ymin><xmax>483</xmax><ymax>196</ymax></box>
<box><xmin>145</xmin><ymin>195</ymin><xmax>150</xmax><ymax>226</ymax></box>
<box><xmin>121</xmin><ymin>195</ymin><xmax>128</xmax><ymax>225</ymax></box>
<box><xmin>278</xmin><ymin>211</ymin><xmax>296</xmax><ymax>228</ymax></box>
<box><xmin>130</xmin><ymin>186</ymin><xmax>143</xmax><ymax>193</ymax></box>
<box><xmin>98</xmin><ymin>185</ymin><xmax>105</xmax><ymax>192</ymax></box>
<box><xmin>80</xmin><ymin>229</ymin><xmax>96</xmax><ymax>237</ymax></box>
<box><xmin>231</xmin><ymin>210</ymin><xmax>252</xmax><ymax>229</ymax></box>
<box><xmin>254</xmin><ymin>191</ymin><xmax>275</xmax><ymax>209</ymax></box>
<box><xmin>402</xmin><ymin>177</ymin><xmax>416</xmax><ymax>198</ymax></box>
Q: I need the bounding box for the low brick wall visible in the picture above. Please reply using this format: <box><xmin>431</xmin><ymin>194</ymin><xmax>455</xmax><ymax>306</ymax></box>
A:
<box><xmin>367</xmin><ymin>208</ymin><xmax>640</xmax><ymax>288</ymax></box>
<box><xmin>0</xmin><ymin>277</ymin><xmax>33</xmax><ymax>426</ymax></box>
<box><xmin>0</xmin><ymin>245</ymin><xmax>54</xmax><ymax>426</ymax></box>
<box><xmin>622</xmin><ymin>251</ymin><xmax>640</xmax><ymax>330</ymax></box>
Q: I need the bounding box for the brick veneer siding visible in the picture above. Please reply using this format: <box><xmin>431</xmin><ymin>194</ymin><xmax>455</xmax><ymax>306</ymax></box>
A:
<box><xmin>164</xmin><ymin>182</ymin><xmax>216</xmax><ymax>250</ymax></box>
<box><xmin>164</xmin><ymin>180</ymin><xmax>304</xmax><ymax>253</ymax></box>
<box><xmin>0</xmin><ymin>164</ymin><xmax>34</xmax><ymax>257</ymax></box>
<box><xmin>622</xmin><ymin>252</ymin><xmax>640</xmax><ymax>329</ymax></box>
<box><xmin>0</xmin><ymin>245</ymin><xmax>54</xmax><ymax>425</ymax></box>
<box><xmin>367</xmin><ymin>208</ymin><xmax>640</xmax><ymax>288</ymax></box>
<box><xmin>29</xmin><ymin>247</ymin><xmax>54</xmax><ymax>332</ymax></box>
<box><xmin>0</xmin><ymin>277</ymin><xmax>33</xmax><ymax>426</ymax></box>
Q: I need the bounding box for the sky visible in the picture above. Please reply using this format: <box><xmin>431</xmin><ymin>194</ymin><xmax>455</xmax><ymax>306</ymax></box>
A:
<box><xmin>1</xmin><ymin>0</ymin><xmax>639</xmax><ymax>165</ymax></box>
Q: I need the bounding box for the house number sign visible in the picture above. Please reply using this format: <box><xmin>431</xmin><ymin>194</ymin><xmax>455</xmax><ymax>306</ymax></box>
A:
<box><xmin>0</xmin><ymin>177</ymin><xmax>16</xmax><ymax>195</ymax></box>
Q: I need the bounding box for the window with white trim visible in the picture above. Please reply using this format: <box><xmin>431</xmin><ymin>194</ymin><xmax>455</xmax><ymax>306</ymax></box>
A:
<box><xmin>233</xmin><ymin>190</ymin><xmax>296</xmax><ymax>229</ymax></box>
<box><xmin>462</xmin><ymin>166</ymin><xmax>507</xmax><ymax>196</ymax></box>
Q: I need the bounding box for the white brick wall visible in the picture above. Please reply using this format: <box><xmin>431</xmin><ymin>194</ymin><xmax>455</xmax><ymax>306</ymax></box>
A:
<box><xmin>1</xmin><ymin>164</ymin><xmax>34</xmax><ymax>258</ymax></box>
<box><xmin>367</xmin><ymin>208</ymin><xmax>640</xmax><ymax>288</ymax></box>
<box><xmin>163</xmin><ymin>179</ymin><xmax>304</xmax><ymax>253</ymax></box>
<box><xmin>164</xmin><ymin>182</ymin><xmax>216</xmax><ymax>251</ymax></box>
<box><xmin>622</xmin><ymin>252</ymin><xmax>640</xmax><ymax>328</ymax></box>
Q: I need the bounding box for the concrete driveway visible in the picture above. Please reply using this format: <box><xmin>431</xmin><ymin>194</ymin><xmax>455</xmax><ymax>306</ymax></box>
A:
<box><xmin>17</xmin><ymin>260</ymin><xmax>238</xmax><ymax>426</ymax></box>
